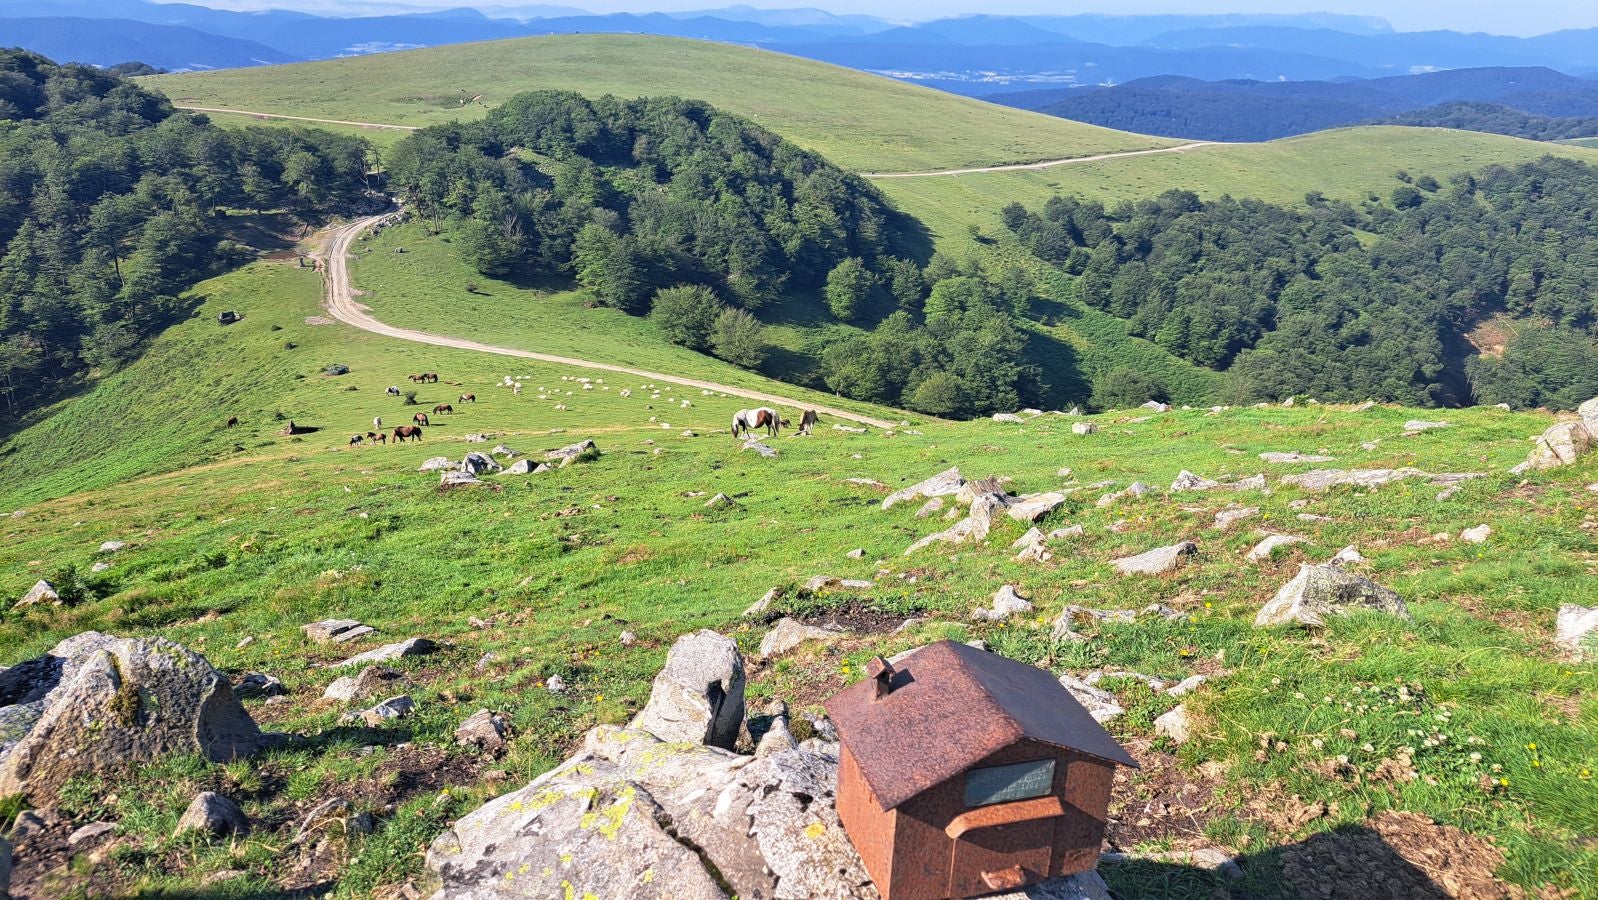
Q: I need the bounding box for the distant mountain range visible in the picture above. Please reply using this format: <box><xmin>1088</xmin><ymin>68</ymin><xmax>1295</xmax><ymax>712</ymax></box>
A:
<box><xmin>2</xmin><ymin>0</ymin><xmax>1597</xmax><ymax>145</ymax></box>
<box><xmin>990</xmin><ymin>67</ymin><xmax>1598</xmax><ymax>142</ymax></box>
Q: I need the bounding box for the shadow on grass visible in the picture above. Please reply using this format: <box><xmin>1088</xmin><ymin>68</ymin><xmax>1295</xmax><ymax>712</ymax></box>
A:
<box><xmin>1022</xmin><ymin>329</ymin><xmax>1090</xmax><ymax>412</ymax></box>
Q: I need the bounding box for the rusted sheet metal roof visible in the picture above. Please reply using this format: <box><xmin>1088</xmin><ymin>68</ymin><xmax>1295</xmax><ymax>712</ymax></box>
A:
<box><xmin>825</xmin><ymin>641</ymin><xmax>1137</xmax><ymax>811</ymax></box>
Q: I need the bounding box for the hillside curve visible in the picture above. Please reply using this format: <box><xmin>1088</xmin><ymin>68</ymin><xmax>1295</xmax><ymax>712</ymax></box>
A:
<box><xmin>317</xmin><ymin>213</ymin><xmax>902</xmax><ymax>429</ymax></box>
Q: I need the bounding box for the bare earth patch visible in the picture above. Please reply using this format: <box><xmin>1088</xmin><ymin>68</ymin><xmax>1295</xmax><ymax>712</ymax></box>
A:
<box><xmin>1280</xmin><ymin>810</ymin><xmax>1524</xmax><ymax>899</ymax></box>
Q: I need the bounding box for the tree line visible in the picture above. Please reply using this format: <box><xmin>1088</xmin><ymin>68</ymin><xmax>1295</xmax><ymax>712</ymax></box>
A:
<box><xmin>1002</xmin><ymin>157</ymin><xmax>1598</xmax><ymax>408</ymax></box>
<box><xmin>0</xmin><ymin>50</ymin><xmax>371</xmax><ymax>415</ymax></box>
<box><xmin>384</xmin><ymin>90</ymin><xmax>1042</xmax><ymax>417</ymax></box>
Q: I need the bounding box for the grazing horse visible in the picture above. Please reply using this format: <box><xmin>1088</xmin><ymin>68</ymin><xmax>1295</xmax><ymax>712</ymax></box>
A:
<box><xmin>459</xmin><ymin>393</ymin><xmax>476</xmax><ymax>403</ymax></box>
<box><xmin>423</xmin><ymin>373</ymin><xmax>440</xmax><ymax>383</ymax></box>
<box><xmin>349</xmin><ymin>434</ymin><xmax>364</xmax><ymax>446</ymax></box>
<box><xmin>373</xmin><ymin>416</ymin><xmax>383</xmax><ymax>430</ymax></box>
<box><xmin>392</xmin><ymin>425</ymin><xmax>422</xmax><ymax>442</ymax></box>
<box><xmin>408</xmin><ymin>374</ymin><xmax>424</xmax><ymax>383</ymax></box>
<box><xmin>797</xmin><ymin>409</ymin><xmax>818</xmax><ymax>435</ymax></box>
<box><xmin>369</xmin><ymin>431</ymin><xmax>386</xmax><ymax>445</ymax></box>
<box><xmin>386</xmin><ymin>386</ymin><xmax>401</xmax><ymax>398</ymax></box>
<box><xmin>226</xmin><ymin>416</ymin><xmax>239</xmax><ymax>428</ymax></box>
<box><xmin>732</xmin><ymin>407</ymin><xmax>786</xmax><ymax>438</ymax></box>
<box><xmin>413</xmin><ymin>412</ymin><xmax>430</xmax><ymax>427</ymax></box>
<box><xmin>433</xmin><ymin>403</ymin><xmax>453</xmax><ymax>415</ymax></box>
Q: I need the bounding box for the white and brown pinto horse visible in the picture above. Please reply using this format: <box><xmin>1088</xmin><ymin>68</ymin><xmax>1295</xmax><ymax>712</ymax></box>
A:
<box><xmin>731</xmin><ymin>407</ymin><xmax>788</xmax><ymax>438</ymax></box>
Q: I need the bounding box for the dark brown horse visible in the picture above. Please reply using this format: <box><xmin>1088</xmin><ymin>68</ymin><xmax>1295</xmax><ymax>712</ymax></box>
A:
<box><xmin>226</xmin><ymin>416</ymin><xmax>239</xmax><ymax>428</ymax></box>
<box><xmin>367</xmin><ymin>431</ymin><xmax>386</xmax><ymax>445</ymax></box>
<box><xmin>433</xmin><ymin>403</ymin><xmax>453</xmax><ymax>415</ymax></box>
<box><xmin>423</xmin><ymin>373</ymin><xmax>439</xmax><ymax>383</ymax></box>
<box><xmin>459</xmin><ymin>393</ymin><xmax>476</xmax><ymax>403</ymax></box>
<box><xmin>413</xmin><ymin>412</ymin><xmax>430</xmax><ymax>426</ymax></box>
<box><xmin>798</xmin><ymin>409</ymin><xmax>818</xmax><ymax>435</ymax></box>
<box><xmin>392</xmin><ymin>425</ymin><xmax>423</xmax><ymax>442</ymax></box>
<box><xmin>407</xmin><ymin>373</ymin><xmax>425</xmax><ymax>383</ymax></box>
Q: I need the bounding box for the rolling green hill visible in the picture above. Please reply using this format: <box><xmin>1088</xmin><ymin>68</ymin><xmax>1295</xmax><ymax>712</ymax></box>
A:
<box><xmin>144</xmin><ymin>34</ymin><xmax>1178</xmax><ymax>174</ymax></box>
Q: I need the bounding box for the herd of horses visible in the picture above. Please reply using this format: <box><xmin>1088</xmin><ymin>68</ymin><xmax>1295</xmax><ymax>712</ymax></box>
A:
<box><xmin>244</xmin><ymin>374</ymin><xmax>825</xmax><ymax>449</ymax></box>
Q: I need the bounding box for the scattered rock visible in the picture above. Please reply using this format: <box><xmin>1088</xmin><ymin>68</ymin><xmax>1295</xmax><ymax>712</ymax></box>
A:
<box><xmin>741</xmin><ymin>438</ymin><xmax>778</xmax><ymax>458</ymax></box>
<box><xmin>505</xmin><ymin>459</ymin><xmax>548</xmax><ymax>474</ymax></box>
<box><xmin>322</xmin><ymin>665</ymin><xmax>398</xmax><ymax>703</ymax></box>
<box><xmin>1260</xmin><ymin>452</ymin><xmax>1335</xmax><ymax>464</ymax></box>
<box><xmin>1071</xmin><ymin>422</ymin><xmax>1098</xmax><ymax>435</ymax></box>
<box><xmin>1404</xmin><ymin>420</ymin><xmax>1451</xmax><ymax>432</ymax></box>
<box><xmin>15</xmin><ymin>580</ymin><xmax>58</xmax><ymax>609</ymax></box>
<box><xmin>417</xmin><ymin>456</ymin><xmax>452</xmax><ymax>473</ymax></box>
<box><xmin>1048</xmin><ymin>524</ymin><xmax>1084</xmax><ymax>539</ymax></box>
<box><xmin>546</xmin><ymin>674</ymin><xmax>567</xmax><ymax>693</ymax></box>
<box><xmin>0</xmin><ymin>634</ymin><xmax>267</xmax><ymax>804</ymax></box>
<box><xmin>1096</xmin><ymin>482</ymin><xmax>1154</xmax><ymax>507</ymax></box>
<box><xmin>1057</xmin><ymin>675</ymin><xmax>1124</xmax><ymax>723</ymax></box>
<box><xmin>490</xmin><ymin>444</ymin><xmax>520</xmax><ymax>458</ymax></box>
<box><xmin>880</xmin><ymin>466</ymin><xmax>964</xmax><ymax>510</ymax></box>
<box><xmin>439</xmin><ymin>470</ymin><xmax>483</xmax><ymax>488</ymax></box>
<box><xmin>460</xmin><ymin>451</ymin><xmax>502</xmax><ymax>475</ymax></box>
<box><xmin>1282</xmin><ymin>468</ymin><xmax>1482</xmax><ymax>493</ymax></box>
<box><xmin>1214</xmin><ymin>507</ymin><xmax>1259</xmax><ymax>530</ymax></box>
<box><xmin>292</xmin><ymin>797</ymin><xmax>372</xmax><ymax>844</ymax></box>
<box><xmin>1111</xmin><ymin>541</ymin><xmax>1197</xmax><ymax>576</ymax></box>
<box><xmin>328</xmin><ymin>637</ymin><xmax>437</xmax><ymax>669</ymax></box>
<box><xmin>759</xmin><ymin>618</ymin><xmax>845</xmax><ymax>659</ymax></box>
<box><xmin>1511</xmin><ymin>421</ymin><xmax>1593</xmax><ymax>474</ymax></box>
<box><xmin>90</xmin><ymin>561</ymin><xmax>111</xmax><ymax>573</ymax></box>
<box><xmin>1154</xmin><ymin>704</ymin><xmax>1191</xmax><ymax>744</ymax></box>
<box><xmin>704</xmin><ymin>493</ymin><xmax>735</xmax><ymax>510</ymax></box>
<box><xmin>620</xmin><ymin>631</ymin><xmax>637</xmax><ymax>646</ymax></box>
<box><xmin>833</xmin><ymin>424</ymin><xmax>866</xmax><ymax>434</ymax></box>
<box><xmin>67</xmin><ymin>821</ymin><xmax>117</xmax><ymax>848</ymax></box>
<box><xmin>1141</xmin><ymin>401</ymin><xmax>1171</xmax><ymax>412</ymax></box>
<box><xmin>233</xmin><ymin>673</ymin><xmax>284</xmax><ymax>700</ymax></box>
<box><xmin>1247</xmin><ymin>533</ymin><xmax>1308</xmax><ymax>562</ymax></box>
<box><xmin>1460</xmin><ymin>524</ymin><xmax>1492</xmax><ymax>544</ymax></box>
<box><xmin>914</xmin><ymin>498</ymin><xmax>944</xmax><ymax>518</ymax></box>
<box><xmin>455</xmin><ymin>709</ymin><xmax>511</xmax><ymax>754</ymax></box>
<box><xmin>1255</xmin><ymin>564</ymin><xmax>1409</xmax><ymax>628</ymax></box>
<box><xmin>1555</xmin><ymin>604</ymin><xmax>1598</xmax><ymax>659</ymax></box>
<box><xmin>346</xmin><ymin>695</ymin><xmax>414</xmax><ymax>726</ymax></box>
<box><xmin>302</xmin><ymin>619</ymin><xmax>373</xmax><ymax>644</ymax></box>
<box><xmin>1006</xmin><ymin>492</ymin><xmax>1066</xmax><ymax>522</ymax></box>
<box><xmin>1165</xmin><ymin>675</ymin><xmax>1208</xmax><ymax>697</ymax></box>
<box><xmin>1171</xmin><ymin>470</ymin><xmax>1220</xmax><ymax>491</ymax></box>
<box><xmin>972</xmin><ymin>585</ymin><xmax>1033</xmax><ymax>622</ymax></box>
<box><xmin>743</xmin><ymin>587</ymin><xmax>783</xmax><ymax>622</ymax></box>
<box><xmin>991</xmin><ymin>412</ymin><xmax>1025</xmax><ymax>423</ymax></box>
<box><xmin>802</xmin><ymin>575</ymin><xmax>872</xmax><ymax>593</ymax></box>
<box><xmin>631</xmin><ymin>630</ymin><xmax>745</xmax><ymax>749</ymax></box>
<box><xmin>1332</xmin><ymin>545</ymin><xmax>1366</xmax><ymax>565</ymax></box>
<box><xmin>176</xmin><ymin>791</ymin><xmax>249</xmax><ymax>837</ymax></box>
<box><xmin>845</xmin><ymin>548</ymin><xmax>865</xmax><ymax>559</ymax></box>
<box><xmin>844</xmin><ymin>477</ymin><xmax>887</xmax><ymax>491</ymax></box>
<box><xmin>545</xmin><ymin>439</ymin><xmax>600</xmax><ymax>467</ymax></box>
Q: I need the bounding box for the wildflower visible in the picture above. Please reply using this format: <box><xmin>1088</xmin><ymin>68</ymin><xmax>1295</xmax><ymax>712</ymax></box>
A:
<box><xmin>1362</xmin><ymin>743</ymin><xmax>1376</xmax><ymax>753</ymax></box>
<box><xmin>1499</xmin><ymin>777</ymin><xmax>1510</xmax><ymax>786</ymax></box>
<box><xmin>1527</xmin><ymin>743</ymin><xmax>1537</xmax><ymax>751</ymax></box>
<box><xmin>1272</xmin><ymin>676</ymin><xmax>1282</xmax><ymax>685</ymax></box>
<box><xmin>1294</xmin><ymin>692</ymin><xmax>1306</xmax><ymax>700</ymax></box>
<box><xmin>1311</xmin><ymin>738</ymin><xmax>1324</xmax><ymax>749</ymax></box>
<box><xmin>1469</xmin><ymin>752</ymin><xmax>1482</xmax><ymax>762</ymax></box>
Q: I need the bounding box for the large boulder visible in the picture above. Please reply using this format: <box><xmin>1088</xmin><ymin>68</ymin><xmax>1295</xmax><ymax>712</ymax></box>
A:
<box><xmin>881</xmin><ymin>466</ymin><xmax>964</xmax><ymax>510</ymax></box>
<box><xmin>14</xmin><ymin>580</ymin><xmax>58</xmax><ymax>609</ymax></box>
<box><xmin>425</xmin><ymin>726</ymin><xmax>872</xmax><ymax>900</ymax></box>
<box><xmin>1007</xmin><ymin>492</ymin><xmax>1066</xmax><ymax>522</ymax></box>
<box><xmin>630</xmin><ymin>630</ymin><xmax>745</xmax><ymax>750</ymax></box>
<box><xmin>1255</xmin><ymin>564</ymin><xmax>1409</xmax><ymax>628</ymax></box>
<box><xmin>328</xmin><ymin>637</ymin><xmax>437</xmax><ymax>669</ymax></box>
<box><xmin>459</xmin><ymin>451</ymin><xmax>502</xmax><ymax>475</ymax></box>
<box><xmin>176</xmin><ymin>791</ymin><xmax>249</xmax><ymax>837</ymax></box>
<box><xmin>545</xmin><ymin>439</ymin><xmax>600</xmax><ymax>468</ymax></box>
<box><xmin>0</xmin><ymin>634</ymin><xmax>266</xmax><ymax>803</ymax></box>
<box><xmin>759</xmin><ymin>618</ymin><xmax>845</xmax><ymax>659</ymax></box>
<box><xmin>1580</xmin><ymin>397</ymin><xmax>1598</xmax><ymax>433</ymax></box>
<box><xmin>1511</xmin><ymin>422</ymin><xmax>1593</xmax><ymax>474</ymax></box>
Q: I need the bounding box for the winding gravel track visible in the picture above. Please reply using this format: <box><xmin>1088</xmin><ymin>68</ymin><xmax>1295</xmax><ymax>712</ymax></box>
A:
<box><xmin>317</xmin><ymin>213</ymin><xmax>900</xmax><ymax>429</ymax></box>
<box><xmin>860</xmin><ymin>141</ymin><xmax>1221</xmax><ymax>178</ymax></box>
<box><xmin>176</xmin><ymin>106</ymin><xmax>420</xmax><ymax>131</ymax></box>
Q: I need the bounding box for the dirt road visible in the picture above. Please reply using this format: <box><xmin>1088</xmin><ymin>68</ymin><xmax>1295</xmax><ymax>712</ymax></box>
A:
<box><xmin>317</xmin><ymin>214</ymin><xmax>901</xmax><ymax>429</ymax></box>
<box><xmin>176</xmin><ymin>106</ymin><xmax>420</xmax><ymax>132</ymax></box>
<box><xmin>861</xmin><ymin>141</ymin><xmax>1220</xmax><ymax>178</ymax></box>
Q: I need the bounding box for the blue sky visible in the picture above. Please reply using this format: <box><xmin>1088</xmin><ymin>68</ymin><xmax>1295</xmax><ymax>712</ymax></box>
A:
<box><xmin>139</xmin><ymin>0</ymin><xmax>1598</xmax><ymax>37</ymax></box>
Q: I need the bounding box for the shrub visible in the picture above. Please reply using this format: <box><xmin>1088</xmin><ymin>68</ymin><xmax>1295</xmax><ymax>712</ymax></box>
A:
<box><xmin>651</xmin><ymin>285</ymin><xmax>723</xmax><ymax>351</ymax></box>
<box><xmin>710</xmin><ymin>308</ymin><xmax>767</xmax><ymax>369</ymax></box>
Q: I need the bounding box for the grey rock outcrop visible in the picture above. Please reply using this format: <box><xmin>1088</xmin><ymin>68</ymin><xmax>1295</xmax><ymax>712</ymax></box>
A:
<box><xmin>1096</xmin><ymin>482</ymin><xmax>1155</xmax><ymax>507</ymax></box>
<box><xmin>759</xmin><ymin>618</ymin><xmax>845</xmax><ymax>659</ymax></box>
<box><xmin>439</xmin><ymin>470</ymin><xmax>483</xmax><ymax>488</ymax></box>
<box><xmin>323</xmin><ymin>665</ymin><xmax>399</xmax><ymax>702</ymax></box>
<box><xmin>1111</xmin><ymin>541</ymin><xmax>1197</xmax><ymax>576</ymax></box>
<box><xmin>545</xmin><ymin>439</ymin><xmax>600</xmax><ymax>467</ymax></box>
<box><xmin>460</xmin><ymin>451</ymin><xmax>501</xmax><ymax>475</ymax></box>
<box><xmin>1282</xmin><ymin>468</ymin><xmax>1482</xmax><ymax>493</ymax></box>
<box><xmin>15</xmin><ymin>580</ymin><xmax>58</xmax><ymax>609</ymax></box>
<box><xmin>176</xmin><ymin>791</ymin><xmax>248</xmax><ymax>837</ymax></box>
<box><xmin>417</xmin><ymin>456</ymin><xmax>452</xmax><ymax>473</ymax></box>
<box><xmin>1071</xmin><ymin>422</ymin><xmax>1098</xmax><ymax>435</ymax></box>
<box><xmin>1007</xmin><ymin>492</ymin><xmax>1066</xmax><ymax>522</ymax></box>
<box><xmin>1214</xmin><ymin>507</ymin><xmax>1259</xmax><ymax>530</ymax></box>
<box><xmin>631</xmin><ymin>630</ymin><xmax>745</xmax><ymax>749</ymax></box>
<box><xmin>505</xmin><ymin>459</ymin><xmax>549</xmax><ymax>475</ymax></box>
<box><xmin>972</xmin><ymin>585</ymin><xmax>1033</xmax><ymax>622</ymax></box>
<box><xmin>1255</xmin><ymin>564</ymin><xmax>1409</xmax><ymax>628</ymax></box>
<box><xmin>1171</xmin><ymin>470</ymin><xmax>1219</xmax><ymax>492</ymax></box>
<box><xmin>1247</xmin><ymin>533</ymin><xmax>1307</xmax><ymax>562</ymax></box>
<box><xmin>328</xmin><ymin>637</ymin><xmax>437</xmax><ymax>668</ymax></box>
<box><xmin>1511</xmin><ymin>422</ymin><xmax>1592</xmax><ymax>474</ymax></box>
<box><xmin>1057</xmin><ymin>675</ymin><xmax>1124</xmax><ymax>723</ymax></box>
<box><xmin>302</xmin><ymin>619</ymin><xmax>373</xmax><ymax>644</ymax></box>
<box><xmin>0</xmin><ymin>634</ymin><xmax>266</xmax><ymax>803</ymax></box>
<box><xmin>456</xmin><ymin>709</ymin><xmax>511</xmax><ymax>753</ymax></box>
<box><xmin>425</xmin><ymin>726</ymin><xmax>872</xmax><ymax>900</ymax></box>
<box><xmin>1154</xmin><ymin>704</ymin><xmax>1191</xmax><ymax>744</ymax></box>
<box><xmin>1259</xmin><ymin>452</ymin><xmax>1335</xmax><ymax>464</ymax></box>
<box><xmin>881</xmin><ymin>466</ymin><xmax>964</xmax><ymax>510</ymax></box>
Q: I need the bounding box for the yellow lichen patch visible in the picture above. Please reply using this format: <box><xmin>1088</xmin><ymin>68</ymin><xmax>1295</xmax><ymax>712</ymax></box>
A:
<box><xmin>804</xmin><ymin>821</ymin><xmax>826</xmax><ymax>839</ymax></box>
<box><xmin>580</xmin><ymin>786</ymin><xmax>635</xmax><ymax>839</ymax></box>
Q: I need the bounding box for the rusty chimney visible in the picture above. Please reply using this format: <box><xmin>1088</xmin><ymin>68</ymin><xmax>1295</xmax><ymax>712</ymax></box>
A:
<box><xmin>867</xmin><ymin>656</ymin><xmax>894</xmax><ymax>700</ymax></box>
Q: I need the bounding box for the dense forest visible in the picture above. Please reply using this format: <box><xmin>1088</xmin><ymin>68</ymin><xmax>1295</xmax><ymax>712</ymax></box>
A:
<box><xmin>385</xmin><ymin>90</ymin><xmax>1041</xmax><ymax>417</ymax></box>
<box><xmin>0</xmin><ymin>50</ymin><xmax>371</xmax><ymax>415</ymax></box>
<box><xmin>1373</xmin><ymin>102</ymin><xmax>1598</xmax><ymax>142</ymax></box>
<box><xmin>1003</xmin><ymin>157</ymin><xmax>1598</xmax><ymax>408</ymax></box>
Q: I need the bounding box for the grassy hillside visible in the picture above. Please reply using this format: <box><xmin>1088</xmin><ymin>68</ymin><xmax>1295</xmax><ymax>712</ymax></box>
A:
<box><xmin>144</xmin><ymin>35</ymin><xmax>1178</xmax><ymax>173</ymax></box>
<box><xmin>3</xmin><ymin>243</ymin><xmax>1596</xmax><ymax>896</ymax></box>
<box><xmin>877</xmin><ymin>127</ymin><xmax>1598</xmax><ymax>244</ymax></box>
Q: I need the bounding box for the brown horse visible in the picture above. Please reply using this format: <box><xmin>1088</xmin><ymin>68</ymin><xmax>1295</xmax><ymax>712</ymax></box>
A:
<box><xmin>433</xmin><ymin>403</ymin><xmax>453</xmax><ymax>415</ymax></box>
<box><xmin>413</xmin><ymin>412</ymin><xmax>430</xmax><ymax>427</ymax></box>
<box><xmin>392</xmin><ymin>425</ymin><xmax>423</xmax><ymax>442</ymax></box>
<box><xmin>423</xmin><ymin>373</ymin><xmax>439</xmax><ymax>383</ymax></box>
<box><xmin>798</xmin><ymin>409</ymin><xmax>818</xmax><ymax>435</ymax></box>
<box><xmin>408</xmin><ymin>373</ymin><xmax>425</xmax><ymax>383</ymax></box>
<box><xmin>366</xmin><ymin>431</ymin><xmax>386</xmax><ymax>445</ymax></box>
<box><xmin>459</xmin><ymin>393</ymin><xmax>476</xmax><ymax>403</ymax></box>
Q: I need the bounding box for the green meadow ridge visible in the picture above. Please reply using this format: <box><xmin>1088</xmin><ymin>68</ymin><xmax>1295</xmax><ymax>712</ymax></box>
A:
<box><xmin>2</xmin><ymin>32</ymin><xmax>1598</xmax><ymax>899</ymax></box>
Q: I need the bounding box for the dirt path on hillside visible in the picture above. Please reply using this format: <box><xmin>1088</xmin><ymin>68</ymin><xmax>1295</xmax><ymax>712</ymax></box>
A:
<box><xmin>860</xmin><ymin>141</ymin><xmax>1221</xmax><ymax>178</ymax></box>
<box><xmin>315</xmin><ymin>213</ymin><xmax>901</xmax><ymax>429</ymax></box>
<box><xmin>175</xmin><ymin>106</ymin><xmax>420</xmax><ymax>131</ymax></box>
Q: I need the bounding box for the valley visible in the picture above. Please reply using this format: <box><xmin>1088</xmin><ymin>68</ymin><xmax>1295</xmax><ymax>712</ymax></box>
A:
<box><xmin>2</xmin><ymin>28</ymin><xmax>1598</xmax><ymax>900</ymax></box>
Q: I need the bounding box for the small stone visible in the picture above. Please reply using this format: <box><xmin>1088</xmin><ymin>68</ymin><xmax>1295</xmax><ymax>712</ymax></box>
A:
<box><xmin>743</xmin><ymin>587</ymin><xmax>783</xmax><ymax>621</ymax></box>
<box><xmin>972</xmin><ymin>585</ymin><xmax>1033</xmax><ymax>622</ymax></box>
<box><xmin>67</xmin><ymin>821</ymin><xmax>116</xmax><ymax>848</ymax></box>
<box><xmin>1332</xmin><ymin>545</ymin><xmax>1366</xmax><ymax>564</ymax></box>
<box><xmin>759</xmin><ymin>618</ymin><xmax>845</xmax><ymax>658</ymax></box>
<box><xmin>329</xmin><ymin>637</ymin><xmax>436</xmax><ymax>668</ymax></box>
<box><xmin>619</xmin><ymin>631</ymin><xmax>637</xmax><ymax>646</ymax></box>
<box><xmin>233</xmin><ymin>673</ymin><xmax>284</xmax><ymax>700</ymax></box>
<box><xmin>1213</xmin><ymin>507</ymin><xmax>1258</xmax><ymax>530</ymax></box>
<box><xmin>1071</xmin><ymin>422</ymin><xmax>1098</xmax><ymax>435</ymax></box>
<box><xmin>1165</xmin><ymin>675</ymin><xmax>1208</xmax><ymax>697</ymax></box>
<box><xmin>1111</xmin><ymin>541</ymin><xmax>1197</xmax><ymax>575</ymax></box>
<box><xmin>1171</xmin><ymin>470</ymin><xmax>1219</xmax><ymax>492</ymax></box>
<box><xmin>1404</xmin><ymin>420</ymin><xmax>1451</xmax><ymax>432</ymax></box>
<box><xmin>455</xmin><ymin>709</ymin><xmax>511</xmax><ymax>753</ymax></box>
<box><xmin>323</xmin><ymin>666</ymin><xmax>399</xmax><ymax>702</ymax></box>
<box><xmin>15</xmin><ymin>580</ymin><xmax>58</xmax><ymax>608</ymax></box>
<box><xmin>1255</xmin><ymin>563</ymin><xmax>1408</xmax><ymax>628</ymax></box>
<box><xmin>1460</xmin><ymin>524</ymin><xmax>1492</xmax><ymax>544</ymax></box>
<box><xmin>302</xmin><ymin>619</ymin><xmax>372</xmax><ymax>644</ymax></box>
<box><xmin>1247</xmin><ymin>533</ymin><xmax>1307</xmax><ymax>562</ymax></box>
<box><xmin>704</xmin><ymin>493</ymin><xmax>735</xmax><ymax>509</ymax></box>
<box><xmin>176</xmin><ymin>792</ymin><xmax>249</xmax><ymax>837</ymax></box>
<box><xmin>97</xmin><ymin>541</ymin><xmax>127</xmax><ymax>554</ymax></box>
<box><xmin>1555</xmin><ymin>604</ymin><xmax>1598</xmax><ymax>659</ymax></box>
<box><xmin>546</xmin><ymin>674</ymin><xmax>567</xmax><ymax>693</ymax></box>
<box><xmin>346</xmin><ymin>695</ymin><xmax>414</xmax><ymax>726</ymax></box>
<box><xmin>1058</xmin><ymin>675</ymin><xmax>1123</xmax><ymax>723</ymax></box>
<box><xmin>845</xmin><ymin>548</ymin><xmax>865</xmax><ymax>559</ymax></box>
<box><xmin>1155</xmin><ymin>704</ymin><xmax>1191</xmax><ymax>743</ymax></box>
